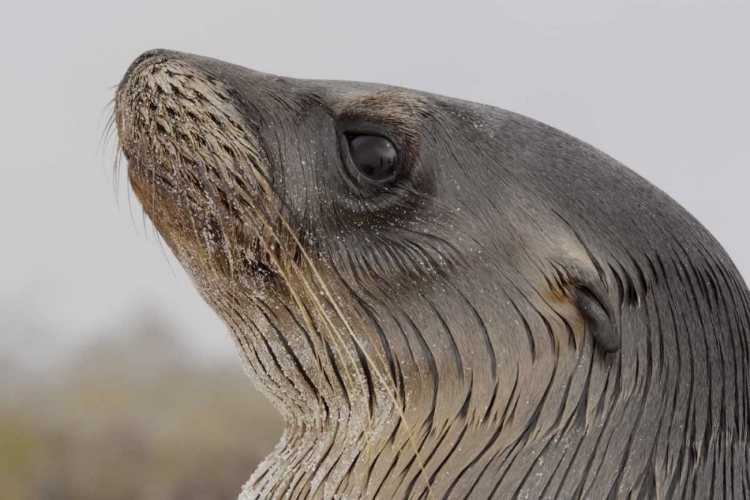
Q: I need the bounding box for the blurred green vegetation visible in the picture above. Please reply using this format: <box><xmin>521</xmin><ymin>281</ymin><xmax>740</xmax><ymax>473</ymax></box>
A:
<box><xmin>0</xmin><ymin>315</ymin><xmax>283</xmax><ymax>500</ymax></box>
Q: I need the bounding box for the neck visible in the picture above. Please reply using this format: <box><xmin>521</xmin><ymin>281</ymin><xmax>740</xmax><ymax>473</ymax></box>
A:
<box><xmin>221</xmin><ymin>252</ymin><xmax>750</xmax><ymax>499</ymax></box>
<box><xmin>224</xmin><ymin>273</ymin><xmax>579</xmax><ymax>499</ymax></box>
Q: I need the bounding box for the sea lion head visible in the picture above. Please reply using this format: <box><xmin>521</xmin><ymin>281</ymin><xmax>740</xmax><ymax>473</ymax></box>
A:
<box><xmin>114</xmin><ymin>50</ymin><xmax>750</xmax><ymax>499</ymax></box>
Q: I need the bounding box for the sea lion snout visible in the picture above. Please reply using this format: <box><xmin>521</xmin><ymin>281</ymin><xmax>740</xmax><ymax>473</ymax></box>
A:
<box><xmin>115</xmin><ymin>51</ymin><xmax>283</xmax><ymax>284</ymax></box>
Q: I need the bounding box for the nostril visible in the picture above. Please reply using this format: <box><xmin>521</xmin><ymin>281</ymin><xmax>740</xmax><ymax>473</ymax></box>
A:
<box><xmin>119</xmin><ymin>48</ymin><xmax>172</xmax><ymax>88</ymax></box>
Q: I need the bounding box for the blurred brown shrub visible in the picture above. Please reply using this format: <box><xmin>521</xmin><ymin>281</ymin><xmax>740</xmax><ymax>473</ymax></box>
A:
<box><xmin>0</xmin><ymin>315</ymin><xmax>283</xmax><ymax>500</ymax></box>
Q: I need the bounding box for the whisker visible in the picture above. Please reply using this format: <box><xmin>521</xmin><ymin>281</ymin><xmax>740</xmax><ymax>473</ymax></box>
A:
<box><xmin>274</xmin><ymin>212</ymin><xmax>436</xmax><ymax>500</ymax></box>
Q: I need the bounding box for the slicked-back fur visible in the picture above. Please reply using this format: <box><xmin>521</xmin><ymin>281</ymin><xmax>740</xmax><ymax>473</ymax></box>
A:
<box><xmin>113</xmin><ymin>49</ymin><xmax>750</xmax><ymax>499</ymax></box>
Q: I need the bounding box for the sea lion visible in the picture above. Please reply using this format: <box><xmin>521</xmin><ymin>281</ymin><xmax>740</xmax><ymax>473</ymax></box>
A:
<box><xmin>113</xmin><ymin>49</ymin><xmax>750</xmax><ymax>499</ymax></box>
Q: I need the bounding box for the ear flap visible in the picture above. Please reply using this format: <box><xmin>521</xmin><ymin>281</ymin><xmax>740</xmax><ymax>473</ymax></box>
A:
<box><xmin>555</xmin><ymin>262</ymin><xmax>620</xmax><ymax>353</ymax></box>
<box><xmin>571</xmin><ymin>284</ymin><xmax>620</xmax><ymax>353</ymax></box>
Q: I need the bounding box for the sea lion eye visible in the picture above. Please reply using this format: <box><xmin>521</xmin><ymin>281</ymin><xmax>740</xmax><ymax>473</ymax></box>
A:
<box><xmin>346</xmin><ymin>134</ymin><xmax>398</xmax><ymax>181</ymax></box>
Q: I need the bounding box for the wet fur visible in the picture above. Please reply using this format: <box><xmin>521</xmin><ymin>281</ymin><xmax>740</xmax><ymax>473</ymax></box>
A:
<box><xmin>114</xmin><ymin>50</ymin><xmax>750</xmax><ymax>499</ymax></box>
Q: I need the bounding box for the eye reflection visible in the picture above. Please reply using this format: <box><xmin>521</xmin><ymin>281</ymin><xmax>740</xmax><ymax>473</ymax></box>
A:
<box><xmin>346</xmin><ymin>134</ymin><xmax>398</xmax><ymax>181</ymax></box>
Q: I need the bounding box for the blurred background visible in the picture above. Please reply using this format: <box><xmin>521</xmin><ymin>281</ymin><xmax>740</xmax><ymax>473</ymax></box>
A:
<box><xmin>0</xmin><ymin>0</ymin><xmax>748</xmax><ymax>498</ymax></box>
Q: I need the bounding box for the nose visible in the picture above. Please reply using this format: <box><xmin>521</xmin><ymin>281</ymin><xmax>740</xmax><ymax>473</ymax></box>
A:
<box><xmin>119</xmin><ymin>48</ymin><xmax>174</xmax><ymax>89</ymax></box>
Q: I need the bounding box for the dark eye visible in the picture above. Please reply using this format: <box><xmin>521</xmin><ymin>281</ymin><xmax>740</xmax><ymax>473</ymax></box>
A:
<box><xmin>346</xmin><ymin>134</ymin><xmax>398</xmax><ymax>181</ymax></box>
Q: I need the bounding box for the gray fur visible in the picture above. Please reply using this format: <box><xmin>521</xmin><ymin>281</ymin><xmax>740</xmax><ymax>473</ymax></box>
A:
<box><xmin>114</xmin><ymin>49</ymin><xmax>750</xmax><ymax>499</ymax></box>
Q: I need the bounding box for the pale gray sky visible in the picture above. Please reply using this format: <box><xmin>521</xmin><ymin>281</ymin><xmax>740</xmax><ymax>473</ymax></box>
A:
<box><xmin>1</xmin><ymin>0</ymin><xmax>748</xmax><ymax>367</ymax></box>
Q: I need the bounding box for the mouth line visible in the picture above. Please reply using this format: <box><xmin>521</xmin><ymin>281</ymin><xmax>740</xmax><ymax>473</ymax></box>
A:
<box><xmin>135</xmin><ymin>166</ymin><xmax>176</xmax><ymax>190</ymax></box>
<box><xmin>243</xmin><ymin>247</ymin><xmax>277</xmax><ymax>279</ymax></box>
